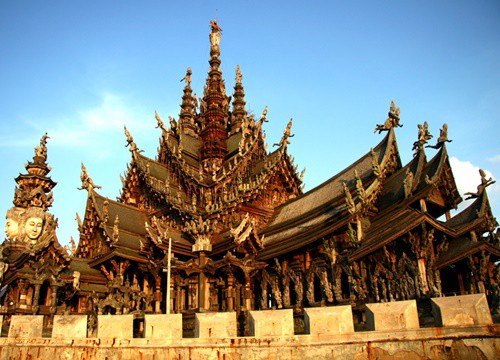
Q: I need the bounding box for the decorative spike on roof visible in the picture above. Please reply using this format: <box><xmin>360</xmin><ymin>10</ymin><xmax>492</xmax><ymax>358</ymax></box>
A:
<box><xmin>124</xmin><ymin>126</ymin><xmax>142</xmax><ymax>156</ymax></box>
<box><xmin>273</xmin><ymin>118</ymin><xmax>294</xmax><ymax>148</ymax></box>
<box><xmin>231</xmin><ymin>65</ymin><xmax>248</xmax><ymax>133</ymax></box>
<box><xmin>179</xmin><ymin>67</ymin><xmax>199</xmax><ymax>137</ymax></box>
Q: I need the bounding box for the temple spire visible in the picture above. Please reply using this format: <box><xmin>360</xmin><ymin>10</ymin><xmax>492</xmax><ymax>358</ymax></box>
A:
<box><xmin>199</xmin><ymin>20</ymin><xmax>230</xmax><ymax>167</ymax></box>
<box><xmin>178</xmin><ymin>67</ymin><xmax>199</xmax><ymax>136</ymax></box>
<box><xmin>230</xmin><ymin>65</ymin><xmax>247</xmax><ymax>133</ymax></box>
<box><xmin>13</xmin><ymin>133</ymin><xmax>56</xmax><ymax>210</ymax></box>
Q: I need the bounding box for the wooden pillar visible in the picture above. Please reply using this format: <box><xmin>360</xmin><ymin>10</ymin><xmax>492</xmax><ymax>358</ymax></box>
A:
<box><xmin>243</xmin><ymin>272</ymin><xmax>254</xmax><ymax>310</ymax></box>
<box><xmin>154</xmin><ymin>275</ymin><xmax>162</xmax><ymax>314</ymax></box>
<box><xmin>226</xmin><ymin>275</ymin><xmax>234</xmax><ymax>311</ymax></box>
<box><xmin>50</xmin><ymin>285</ymin><xmax>58</xmax><ymax>313</ymax></box>
<box><xmin>32</xmin><ymin>284</ymin><xmax>41</xmax><ymax>313</ymax></box>
<box><xmin>420</xmin><ymin>198</ymin><xmax>427</xmax><ymax>213</ymax></box>
<box><xmin>198</xmin><ymin>253</ymin><xmax>209</xmax><ymax>311</ymax></box>
<box><xmin>169</xmin><ymin>276</ymin><xmax>175</xmax><ymax>313</ymax></box>
<box><xmin>418</xmin><ymin>258</ymin><xmax>429</xmax><ymax>294</ymax></box>
<box><xmin>18</xmin><ymin>280</ymin><xmax>28</xmax><ymax>309</ymax></box>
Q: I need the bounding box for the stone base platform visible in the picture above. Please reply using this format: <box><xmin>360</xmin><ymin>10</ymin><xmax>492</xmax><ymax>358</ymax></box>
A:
<box><xmin>0</xmin><ymin>324</ymin><xmax>497</xmax><ymax>359</ymax></box>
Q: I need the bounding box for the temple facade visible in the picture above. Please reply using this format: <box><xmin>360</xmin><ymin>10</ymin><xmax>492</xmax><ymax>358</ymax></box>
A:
<box><xmin>1</xmin><ymin>21</ymin><xmax>499</xmax><ymax>336</ymax></box>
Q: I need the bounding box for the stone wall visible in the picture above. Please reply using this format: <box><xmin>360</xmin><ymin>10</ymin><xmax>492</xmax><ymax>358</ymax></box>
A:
<box><xmin>0</xmin><ymin>294</ymin><xmax>498</xmax><ymax>359</ymax></box>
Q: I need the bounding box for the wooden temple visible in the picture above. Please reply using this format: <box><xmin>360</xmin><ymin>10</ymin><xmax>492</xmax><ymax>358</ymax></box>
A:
<box><xmin>1</xmin><ymin>21</ymin><xmax>499</xmax><ymax>335</ymax></box>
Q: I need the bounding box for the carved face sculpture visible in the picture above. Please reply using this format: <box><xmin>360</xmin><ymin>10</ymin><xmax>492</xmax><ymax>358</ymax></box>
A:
<box><xmin>25</xmin><ymin>216</ymin><xmax>43</xmax><ymax>240</ymax></box>
<box><xmin>4</xmin><ymin>218</ymin><xmax>19</xmax><ymax>241</ymax></box>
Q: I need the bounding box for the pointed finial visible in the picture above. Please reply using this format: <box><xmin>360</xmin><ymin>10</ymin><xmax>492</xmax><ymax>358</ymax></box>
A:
<box><xmin>235</xmin><ymin>65</ymin><xmax>242</xmax><ymax>83</ymax></box>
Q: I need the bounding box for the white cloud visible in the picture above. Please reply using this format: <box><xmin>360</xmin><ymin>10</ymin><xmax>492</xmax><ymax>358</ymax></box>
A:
<box><xmin>48</xmin><ymin>92</ymin><xmax>148</xmax><ymax>148</ymax></box>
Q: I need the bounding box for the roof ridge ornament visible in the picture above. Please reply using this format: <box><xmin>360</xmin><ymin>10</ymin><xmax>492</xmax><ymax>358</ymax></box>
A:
<box><xmin>273</xmin><ymin>118</ymin><xmax>294</xmax><ymax>147</ymax></box>
<box><xmin>155</xmin><ymin>110</ymin><xmax>168</xmax><ymax>133</ymax></box>
<box><xmin>412</xmin><ymin>121</ymin><xmax>432</xmax><ymax>154</ymax></box>
<box><xmin>78</xmin><ymin>163</ymin><xmax>102</xmax><ymax>191</ymax></box>
<box><xmin>124</xmin><ymin>126</ymin><xmax>143</xmax><ymax>154</ymax></box>
<box><xmin>374</xmin><ymin>101</ymin><xmax>402</xmax><ymax>134</ymax></box>
<box><xmin>426</xmin><ymin>123</ymin><xmax>453</xmax><ymax>149</ymax></box>
<box><xmin>465</xmin><ymin>169</ymin><xmax>496</xmax><ymax>200</ymax></box>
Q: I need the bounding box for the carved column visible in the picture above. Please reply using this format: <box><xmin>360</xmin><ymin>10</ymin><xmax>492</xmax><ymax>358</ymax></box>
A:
<box><xmin>32</xmin><ymin>283</ymin><xmax>42</xmax><ymax>313</ymax></box>
<box><xmin>198</xmin><ymin>253</ymin><xmax>209</xmax><ymax>311</ymax></box>
<box><xmin>169</xmin><ymin>276</ymin><xmax>175</xmax><ymax>313</ymax></box>
<box><xmin>154</xmin><ymin>275</ymin><xmax>162</xmax><ymax>314</ymax></box>
<box><xmin>242</xmin><ymin>272</ymin><xmax>253</xmax><ymax>310</ymax></box>
<box><xmin>50</xmin><ymin>285</ymin><xmax>58</xmax><ymax>314</ymax></box>
<box><xmin>18</xmin><ymin>279</ymin><xmax>28</xmax><ymax>310</ymax></box>
<box><xmin>418</xmin><ymin>258</ymin><xmax>429</xmax><ymax>294</ymax></box>
<box><xmin>226</xmin><ymin>275</ymin><xmax>235</xmax><ymax>311</ymax></box>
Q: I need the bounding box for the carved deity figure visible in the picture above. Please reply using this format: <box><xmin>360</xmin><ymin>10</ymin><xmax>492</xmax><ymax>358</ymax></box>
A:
<box><xmin>124</xmin><ymin>126</ymin><xmax>140</xmax><ymax>153</ymax></box>
<box><xmin>180</xmin><ymin>67</ymin><xmax>192</xmax><ymax>85</ymax></box>
<box><xmin>24</xmin><ymin>207</ymin><xmax>46</xmax><ymax>243</ymax></box>
<box><xmin>412</xmin><ymin>121</ymin><xmax>433</xmax><ymax>152</ymax></box>
<box><xmin>209</xmin><ymin>20</ymin><xmax>222</xmax><ymax>48</ymax></box>
<box><xmin>374</xmin><ymin>101</ymin><xmax>402</xmax><ymax>133</ymax></box>
<box><xmin>5</xmin><ymin>207</ymin><xmax>25</xmax><ymax>242</ymax></box>
<box><xmin>79</xmin><ymin>163</ymin><xmax>102</xmax><ymax>191</ymax></box>
<box><xmin>73</xmin><ymin>271</ymin><xmax>81</xmax><ymax>290</ymax></box>
<box><xmin>34</xmin><ymin>132</ymin><xmax>50</xmax><ymax>161</ymax></box>
<box><xmin>403</xmin><ymin>168</ymin><xmax>414</xmax><ymax>198</ymax></box>
<box><xmin>155</xmin><ymin>111</ymin><xmax>167</xmax><ymax>132</ymax></box>
<box><xmin>427</xmin><ymin>123</ymin><xmax>452</xmax><ymax>149</ymax></box>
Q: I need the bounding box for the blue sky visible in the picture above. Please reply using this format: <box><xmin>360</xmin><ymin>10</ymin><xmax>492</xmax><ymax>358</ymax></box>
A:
<box><xmin>1</xmin><ymin>1</ymin><xmax>499</xmax><ymax>245</ymax></box>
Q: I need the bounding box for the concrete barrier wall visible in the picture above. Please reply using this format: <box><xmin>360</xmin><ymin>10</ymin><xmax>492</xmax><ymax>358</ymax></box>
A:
<box><xmin>1</xmin><ymin>295</ymin><xmax>495</xmax><ymax>340</ymax></box>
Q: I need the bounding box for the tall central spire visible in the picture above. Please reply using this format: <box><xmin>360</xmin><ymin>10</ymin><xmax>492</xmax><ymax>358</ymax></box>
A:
<box><xmin>199</xmin><ymin>20</ymin><xmax>229</xmax><ymax>167</ymax></box>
